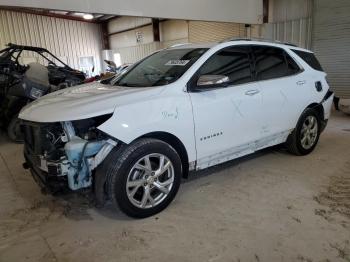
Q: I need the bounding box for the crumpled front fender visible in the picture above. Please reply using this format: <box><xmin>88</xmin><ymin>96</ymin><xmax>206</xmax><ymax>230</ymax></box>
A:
<box><xmin>97</xmin><ymin>93</ymin><xmax>197</xmax><ymax>163</ymax></box>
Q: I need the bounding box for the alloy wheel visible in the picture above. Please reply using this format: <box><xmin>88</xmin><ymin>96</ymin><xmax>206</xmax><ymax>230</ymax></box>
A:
<box><xmin>126</xmin><ymin>153</ymin><xmax>175</xmax><ymax>209</ymax></box>
<box><xmin>300</xmin><ymin>115</ymin><xmax>318</xmax><ymax>150</ymax></box>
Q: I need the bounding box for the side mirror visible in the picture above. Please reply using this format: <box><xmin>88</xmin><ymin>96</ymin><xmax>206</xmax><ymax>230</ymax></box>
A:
<box><xmin>197</xmin><ymin>75</ymin><xmax>230</xmax><ymax>88</ymax></box>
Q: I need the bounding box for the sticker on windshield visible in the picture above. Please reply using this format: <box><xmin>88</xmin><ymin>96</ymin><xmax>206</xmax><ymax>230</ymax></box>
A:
<box><xmin>165</xmin><ymin>60</ymin><xmax>190</xmax><ymax>66</ymax></box>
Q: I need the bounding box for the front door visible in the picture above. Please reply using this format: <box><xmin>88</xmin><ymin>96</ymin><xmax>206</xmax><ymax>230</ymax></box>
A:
<box><xmin>189</xmin><ymin>46</ymin><xmax>264</xmax><ymax>169</ymax></box>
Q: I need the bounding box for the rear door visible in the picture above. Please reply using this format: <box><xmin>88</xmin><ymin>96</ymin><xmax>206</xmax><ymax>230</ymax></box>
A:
<box><xmin>251</xmin><ymin>45</ymin><xmax>308</xmax><ymax>136</ymax></box>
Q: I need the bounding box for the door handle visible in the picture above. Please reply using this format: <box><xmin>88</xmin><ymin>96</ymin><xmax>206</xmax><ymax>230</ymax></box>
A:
<box><xmin>297</xmin><ymin>80</ymin><xmax>306</xmax><ymax>86</ymax></box>
<box><xmin>245</xmin><ymin>89</ymin><xmax>260</xmax><ymax>96</ymax></box>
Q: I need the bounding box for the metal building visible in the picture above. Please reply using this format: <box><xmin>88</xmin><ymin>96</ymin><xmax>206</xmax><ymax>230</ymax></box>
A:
<box><xmin>313</xmin><ymin>0</ymin><xmax>350</xmax><ymax>98</ymax></box>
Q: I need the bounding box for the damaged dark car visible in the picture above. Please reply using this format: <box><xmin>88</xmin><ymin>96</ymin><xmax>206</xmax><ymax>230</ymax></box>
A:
<box><xmin>0</xmin><ymin>43</ymin><xmax>86</xmax><ymax>141</ymax></box>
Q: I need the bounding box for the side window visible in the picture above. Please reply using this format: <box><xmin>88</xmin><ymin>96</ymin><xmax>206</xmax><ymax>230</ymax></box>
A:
<box><xmin>253</xmin><ymin>46</ymin><xmax>301</xmax><ymax>81</ymax></box>
<box><xmin>198</xmin><ymin>46</ymin><xmax>253</xmax><ymax>86</ymax></box>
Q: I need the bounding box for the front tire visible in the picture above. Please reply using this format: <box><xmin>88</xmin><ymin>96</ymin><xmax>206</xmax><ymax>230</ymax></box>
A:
<box><xmin>104</xmin><ymin>138</ymin><xmax>182</xmax><ymax>218</ymax></box>
<box><xmin>286</xmin><ymin>108</ymin><xmax>321</xmax><ymax>156</ymax></box>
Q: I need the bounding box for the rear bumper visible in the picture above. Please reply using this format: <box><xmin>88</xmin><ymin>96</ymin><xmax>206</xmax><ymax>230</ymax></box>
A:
<box><xmin>322</xmin><ymin>90</ymin><xmax>334</xmax><ymax>120</ymax></box>
<box><xmin>318</xmin><ymin>90</ymin><xmax>333</xmax><ymax>133</ymax></box>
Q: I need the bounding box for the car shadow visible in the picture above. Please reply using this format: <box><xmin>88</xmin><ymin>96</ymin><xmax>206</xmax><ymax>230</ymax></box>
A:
<box><xmin>93</xmin><ymin>144</ymin><xmax>288</xmax><ymax>221</ymax></box>
<box><xmin>184</xmin><ymin>144</ymin><xmax>286</xmax><ymax>184</ymax></box>
<box><xmin>0</xmin><ymin>129</ymin><xmax>288</xmax><ymax>221</ymax></box>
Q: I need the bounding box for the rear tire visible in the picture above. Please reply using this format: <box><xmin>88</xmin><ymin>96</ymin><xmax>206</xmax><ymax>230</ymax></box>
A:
<box><xmin>103</xmin><ymin>138</ymin><xmax>182</xmax><ymax>218</ymax></box>
<box><xmin>286</xmin><ymin>108</ymin><xmax>321</xmax><ymax>156</ymax></box>
<box><xmin>7</xmin><ymin>115</ymin><xmax>24</xmax><ymax>143</ymax></box>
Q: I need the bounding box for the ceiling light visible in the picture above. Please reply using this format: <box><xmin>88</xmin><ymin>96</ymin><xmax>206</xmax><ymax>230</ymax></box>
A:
<box><xmin>83</xmin><ymin>14</ymin><xmax>94</xmax><ymax>20</ymax></box>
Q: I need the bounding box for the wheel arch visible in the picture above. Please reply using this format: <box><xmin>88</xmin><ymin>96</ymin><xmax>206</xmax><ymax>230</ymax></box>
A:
<box><xmin>306</xmin><ymin>102</ymin><xmax>324</xmax><ymax>121</ymax></box>
<box><xmin>291</xmin><ymin>102</ymin><xmax>325</xmax><ymax>136</ymax></box>
<box><xmin>138</xmin><ymin>131</ymin><xmax>190</xmax><ymax>178</ymax></box>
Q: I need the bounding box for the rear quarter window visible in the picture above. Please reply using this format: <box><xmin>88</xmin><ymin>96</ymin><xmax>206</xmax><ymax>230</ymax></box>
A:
<box><xmin>292</xmin><ymin>50</ymin><xmax>323</xmax><ymax>72</ymax></box>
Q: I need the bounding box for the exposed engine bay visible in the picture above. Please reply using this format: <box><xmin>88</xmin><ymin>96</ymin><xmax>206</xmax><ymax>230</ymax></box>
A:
<box><xmin>22</xmin><ymin>114</ymin><xmax>116</xmax><ymax>192</ymax></box>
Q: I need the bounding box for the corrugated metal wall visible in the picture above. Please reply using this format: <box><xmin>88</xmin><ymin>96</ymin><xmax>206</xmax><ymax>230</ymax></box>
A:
<box><xmin>113</xmin><ymin>42</ymin><xmax>161</xmax><ymax>64</ymax></box>
<box><xmin>109</xmin><ymin>25</ymin><xmax>154</xmax><ymax>49</ymax></box>
<box><xmin>109</xmin><ymin>24</ymin><xmax>159</xmax><ymax>64</ymax></box>
<box><xmin>160</xmin><ymin>20</ymin><xmax>189</xmax><ymax>48</ymax></box>
<box><xmin>269</xmin><ymin>0</ymin><xmax>312</xmax><ymax>23</ymax></box>
<box><xmin>251</xmin><ymin>18</ymin><xmax>312</xmax><ymax>49</ymax></box>
<box><xmin>249</xmin><ymin>0</ymin><xmax>312</xmax><ymax>49</ymax></box>
<box><xmin>108</xmin><ymin>17</ymin><xmax>152</xmax><ymax>35</ymax></box>
<box><xmin>312</xmin><ymin>0</ymin><xmax>350</xmax><ymax>98</ymax></box>
<box><xmin>188</xmin><ymin>21</ymin><xmax>246</xmax><ymax>43</ymax></box>
<box><xmin>0</xmin><ymin>10</ymin><xmax>103</xmax><ymax>73</ymax></box>
<box><xmin>108</xmin><ymin>19</ymin><xmax>246</xmax><ymax>64</ymax></box>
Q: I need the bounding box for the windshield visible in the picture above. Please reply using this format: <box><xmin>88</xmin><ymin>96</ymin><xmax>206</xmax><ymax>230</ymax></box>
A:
<box><xmin>114</xmin><ymin>48</ymin><xmax>208</xmax><ymax>87</ymax></box>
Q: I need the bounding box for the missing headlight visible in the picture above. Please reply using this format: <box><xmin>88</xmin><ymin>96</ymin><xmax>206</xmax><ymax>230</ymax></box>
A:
<box><xmin>71</xmin><ymin>114</ymin><xmax>113</xmax><ymax>140</ymax></box>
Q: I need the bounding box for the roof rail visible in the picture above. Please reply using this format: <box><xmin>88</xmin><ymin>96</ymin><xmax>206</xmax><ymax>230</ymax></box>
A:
<box><xmin>170</xmin><ymin>43</ymin><xmax>191</xmax><ymax>48</ymax></box>
<box><xmin>221</xmin><ymin>37</ymin><xmax>298</xmax><ymax>47</ymax></box>
<box><xmin>283</xmin><ymin>42</ymin><xmax>298</xmax><ymax>47</ymax></box>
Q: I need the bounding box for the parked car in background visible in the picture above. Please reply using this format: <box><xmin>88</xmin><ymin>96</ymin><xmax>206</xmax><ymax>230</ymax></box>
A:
<box><xmin>0</xmin><ymin>43</ymin><xmax>85</xmax><ymax>141</ymax></box>
<box><xmin>19</xmin><ymin>39</ymin><xmax>333</xmax><ymax>218</ymax></box>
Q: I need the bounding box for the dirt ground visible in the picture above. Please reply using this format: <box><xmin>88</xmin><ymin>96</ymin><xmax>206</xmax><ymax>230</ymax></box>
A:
<box><xmin>0</xmin><ymin>111</ymin><xmax>349</xmax><ymax>262</ymax></box>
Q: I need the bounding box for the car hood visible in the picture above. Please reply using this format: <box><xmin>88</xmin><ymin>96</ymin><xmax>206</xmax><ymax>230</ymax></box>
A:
<box><xmin>19</xmin><ymin>82</ymin><xmax>163</xmax><ymax>122</ymax></box>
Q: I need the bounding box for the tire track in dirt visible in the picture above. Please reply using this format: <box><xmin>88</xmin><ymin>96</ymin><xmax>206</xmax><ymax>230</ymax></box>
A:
<box><xmin>314</xmin><ymin>161</ymin><xmax>350</xmax><ymax>224</ymax></box>
<box><xmin>313</xmin><ymin>161</ymin><xmax>350</xmax><ymax>261</ymax></box>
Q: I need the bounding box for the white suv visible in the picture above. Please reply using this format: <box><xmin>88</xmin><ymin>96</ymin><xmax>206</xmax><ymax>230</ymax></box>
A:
<box><xmin>20</xmin><ymin>40</ymin><xmax>334</xmax><ymax>218</ymax></box>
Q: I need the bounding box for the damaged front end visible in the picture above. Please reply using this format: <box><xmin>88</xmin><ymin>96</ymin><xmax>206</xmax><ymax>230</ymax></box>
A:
<box><xmin>22</xmin><ymin>114</ymin><xmax>116</xmax><ymax>192</ymax></box>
